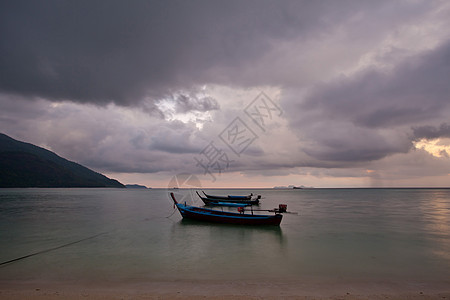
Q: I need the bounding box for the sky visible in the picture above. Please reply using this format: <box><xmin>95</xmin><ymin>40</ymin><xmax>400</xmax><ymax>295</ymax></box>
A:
<box><xmin>1</xmin><ymin>0</ymin><xmax>450</xmax><ymax>188</ymax></box>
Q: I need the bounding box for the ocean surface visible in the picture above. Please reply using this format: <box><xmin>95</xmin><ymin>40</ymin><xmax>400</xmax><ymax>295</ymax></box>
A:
<box><xmin>1</xmin><ymin>188</ymin><xmax>449</xmax><ymax>285</ymax></box>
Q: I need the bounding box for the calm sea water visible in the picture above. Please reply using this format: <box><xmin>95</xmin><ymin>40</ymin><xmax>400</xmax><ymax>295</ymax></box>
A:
<box><xmin>0</xmin><ymin>188</ymin><xmax>449</xmax><ymax>285</ymax></box>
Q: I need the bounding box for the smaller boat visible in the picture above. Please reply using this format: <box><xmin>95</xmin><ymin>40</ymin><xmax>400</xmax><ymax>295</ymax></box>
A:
<box><xmin>170</xmin><ymin>193</ymin><xmax>284</xmax><ymax>226</ymax></box>
<box><xmin>206</xmin><ymin>201</ymin><xmax>251</xmax><ymax>207</ymax></box>
<box><xmin>202</xmin><ymin>191</ymin><xmax>252</xmax><ymax>200</ymax></box>
<box><xmin>197</xmin><ymin>191</ymin><xmax>260</xmax><ymax>205</ymax></box>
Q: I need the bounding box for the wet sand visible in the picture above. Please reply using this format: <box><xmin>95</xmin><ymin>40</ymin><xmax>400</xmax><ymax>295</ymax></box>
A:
<box><xmin>1</xmin><ymin>279</ymin><xmax>449</xmax><ymax>299</ymax></box>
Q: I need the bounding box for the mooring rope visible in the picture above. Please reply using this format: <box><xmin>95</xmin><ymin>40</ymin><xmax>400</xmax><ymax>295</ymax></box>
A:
<box><xmin>165</xmin><ymin>206</ymin><xmax>178</xmax><ymax>218</ymax></box>
<box><xmin>0</xmin><ymin>231</ymin><xmax>108</xmax><ymax>267</ymax></box>
<box><xmin>163</xmin><ymin>189</ymin><xmax>194</xmax><ymax>219</ymax></box>
<box><xmin>1</xmin><ymin>194</ymin><xmax>184</xmax><ymax>266</ymax></box>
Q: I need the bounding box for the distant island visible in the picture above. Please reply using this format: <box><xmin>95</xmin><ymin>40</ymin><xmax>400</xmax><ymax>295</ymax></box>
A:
<box><xmin>0</xmin><ymin>133</ymin><xmax>125</xmax><ymax>188</ymax></box>
<box><xmin>125</xmin><ymin>184</ymin><xmax>150</xmax><ymax>189</ymax></box>
<box><xmin>273</xmin><ymin>185</ymin><xmax>313</xmax><ymax>189</ymax></box>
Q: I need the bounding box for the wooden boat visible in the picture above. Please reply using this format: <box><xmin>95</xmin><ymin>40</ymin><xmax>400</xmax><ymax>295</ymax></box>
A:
<box><xmin>205</xmin><ymin>201</ymin><xmax>251</xmax><ymax>207</ymax></box>
<box><xmin>197</xmin><ymin>191</ymin><xmax>260</xmax><ymax>205</ymax></box>
<box><xmin>170</xmin><ymin>193</ymin><xmax>283</xmax><ymax>226</ymax></box>
<box><xmin>202</xmin><ymin>191</ymin><xmax>252</xmax><ymax>200</ymax></box>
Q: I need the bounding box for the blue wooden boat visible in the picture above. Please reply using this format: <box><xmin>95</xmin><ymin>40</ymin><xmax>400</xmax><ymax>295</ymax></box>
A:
<box><xmin>202</xmin><ymin>191</ymin><xmax>252</xmax><ymax>200</ymax></box>
<box><xmin>197</xmin><ymin>191</ymin><xmax>260</xmax><ymax>205</ymax></box>
<box><xmin>170</xmin><ymin>193</ymin><xmax>282</xmax><ymax>226</ymax></box>
<box><xmin>207</xmin><ymin>201</ymin><xmax>251</xmax><ymax>207</ymax></box>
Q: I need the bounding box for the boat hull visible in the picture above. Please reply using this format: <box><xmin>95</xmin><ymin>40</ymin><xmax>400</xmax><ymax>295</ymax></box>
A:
<box><xmin>205</xmin><ymin>202</ymin><xmax>251</xmax><ymax>207</ymax></box>
<box><xmin>203</xmin><ymin>191</ymin><xmax>252</xmax><ymax>200</ymax></box>
<box><xmin>170</xmin><ymin>193</ymin><xmax>280</xmax><ymax>226</ymax></box>
<box><xmin>201</xmin><ymin>197</ymin><xmax>260</xmax><ymax>205</ymax></box>
<box><xmin>177</xmin><ymin>205</ymin><xmax>281</xmax><ymax>225</ymax></box>
<box><xmin>197</xmin><ymin>191</ymin><xmax>260</xmax><ymax>205</ymax></box>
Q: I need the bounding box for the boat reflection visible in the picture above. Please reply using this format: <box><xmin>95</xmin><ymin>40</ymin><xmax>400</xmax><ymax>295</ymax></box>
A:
<box><xmin>179</xmin><ymin>218</ymin><xmax>283</xmax><ymax>236</ymax></box>
<box><xmin>166</xmin><ymin>219</ymin><xmax>288</xmax><ymax>279</ymax></box>
<box><xmin>174</xmin><ymin>218</ymin><xmax>285</xmax><ymax>243</ymax></box>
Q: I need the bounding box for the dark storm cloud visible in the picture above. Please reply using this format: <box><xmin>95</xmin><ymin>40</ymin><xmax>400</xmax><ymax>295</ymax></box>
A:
<box><xmin>412</xmin><ymin>123</ymin><xmax>450</xmax><ymax>140</ymax></box>
<box><xmin>298</xmin><ymin>41</ymin><xmax>450</xmax><ymax>129</ymax></box>
<box><xmin>0</xmin><ymin>0</ymin><xmax>283</xmax><ymax>104</ymax></box>
<box><xmin>284</xmin><ymin>39</ymin><xmax>450</xmax><ymax>164</ymax></box>
<box><xmin>0</xmin><ymin>0</ymin><xmax>405</xmax><ymax>106</ymax></box>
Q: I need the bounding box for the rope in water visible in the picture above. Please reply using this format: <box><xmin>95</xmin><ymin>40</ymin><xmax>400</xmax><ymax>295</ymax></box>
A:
<box><xmin>0</xmin><ymin>231</ymin><xmax>108</xmax><ymax>267</ymax></box>
<box><xmin>165</xmin><ymin>206</ymin><xmax>178</xmax><ymax>218</ymax></box>
<box><xmin>1</xmin><ymin>193</ymin><xmax>183</xmax><ymax>266</ymax></box>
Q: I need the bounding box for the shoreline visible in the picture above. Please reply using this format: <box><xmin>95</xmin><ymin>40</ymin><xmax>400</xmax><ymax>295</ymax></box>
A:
<box><xmin>1</xmin><ymin>279</ymin><xmax>450</xmax><ymax>299</ymax></box>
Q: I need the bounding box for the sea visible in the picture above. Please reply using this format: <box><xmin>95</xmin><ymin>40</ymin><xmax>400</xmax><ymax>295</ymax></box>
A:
<box><xmin>0</xmin><ymin>188</ymin><xmax>449</xmax><ymax>286</ymax></box>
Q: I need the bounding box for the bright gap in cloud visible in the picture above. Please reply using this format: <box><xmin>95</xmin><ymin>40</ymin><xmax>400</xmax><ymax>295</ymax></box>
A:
<box><xmin>414</xmin><ymin>138</ymin><xmax>450</xmax><ymax>158</ymax></box>
<box><xmin>155</xmin><ymin>91</ymin><xmax>214</xmax><ymax>130</ymax></box>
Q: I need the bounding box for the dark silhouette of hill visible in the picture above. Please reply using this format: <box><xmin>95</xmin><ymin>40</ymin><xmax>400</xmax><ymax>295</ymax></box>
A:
<box><xmin>125</xmin><ymin>184</ymin><xmax>150</xmax><ymax>189</ymax></box>
<box><xmin>0</xmin><ymin>133</ymin><xmax>124</xmax><ymax>188</ymax></box>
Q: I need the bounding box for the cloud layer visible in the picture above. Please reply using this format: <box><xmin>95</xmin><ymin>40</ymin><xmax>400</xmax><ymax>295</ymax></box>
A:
<box><xmin>2</xmin><ymin>1</ymin><xmax>435</xmax><ymax>104</ymax></box>
<box><xmin>1</xmin><ymin>0</ymin><xmax>450</xmax><ymax>187</ymax></box>
<box><xmin>284</xmin><ymin>39</ymin><xmax>450</xmax><ymax>165</ymax></box>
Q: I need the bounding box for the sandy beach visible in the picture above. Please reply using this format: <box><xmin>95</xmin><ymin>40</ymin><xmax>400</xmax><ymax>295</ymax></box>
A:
<box><xmin>1</xmin><ymin>279</ymin><xmax>450</xmax><ymax>299</ymax></box>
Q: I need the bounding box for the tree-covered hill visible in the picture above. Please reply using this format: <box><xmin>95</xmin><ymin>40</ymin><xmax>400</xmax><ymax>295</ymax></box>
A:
<box><xmin>0</xmin><ymin>133</ymin><xmax>124</xmax><ymax>188</ymax></box>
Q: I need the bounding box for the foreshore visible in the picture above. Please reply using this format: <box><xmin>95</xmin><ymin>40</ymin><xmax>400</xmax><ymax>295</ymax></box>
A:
<box><xmin>1</xmin><ymin>279</ymin><xmax>449</xmax><ymax>299</ymax></box>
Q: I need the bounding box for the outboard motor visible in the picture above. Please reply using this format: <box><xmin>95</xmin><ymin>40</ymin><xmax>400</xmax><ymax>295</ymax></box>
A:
<box><xmin>278</xmin><ymin>204</ymin><xmax>287</xmax><ymax>213</ymax></box>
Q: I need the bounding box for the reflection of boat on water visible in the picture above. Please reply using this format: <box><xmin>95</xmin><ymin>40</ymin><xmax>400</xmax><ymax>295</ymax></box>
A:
<box><xmin>170</xmin><ymin>193</ymin><xmax>283</xmax><ymax>226</ymax></box>
<box><xmin>171</xmin><ymin>217</ymin><xmax>286</xmax><ymax>251</ymax></box>
<box><xmin>174</xmin><ymin>218</ymin><xmax>286</xmax><ymax>250</ymax></box>
<box><xmin>179</xmin><ymin>218</ymin><xmax>283</xmax><ymax>233</ymax></box>
<box><xmin>197</xmin><ymin>191</ymin><xmax>261</xmax><ymax>205</ymax></box>
<box><xmin>177</xmin><ymin>218</ymin><xmax>284</xmax><ymax>239</ymax></box>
